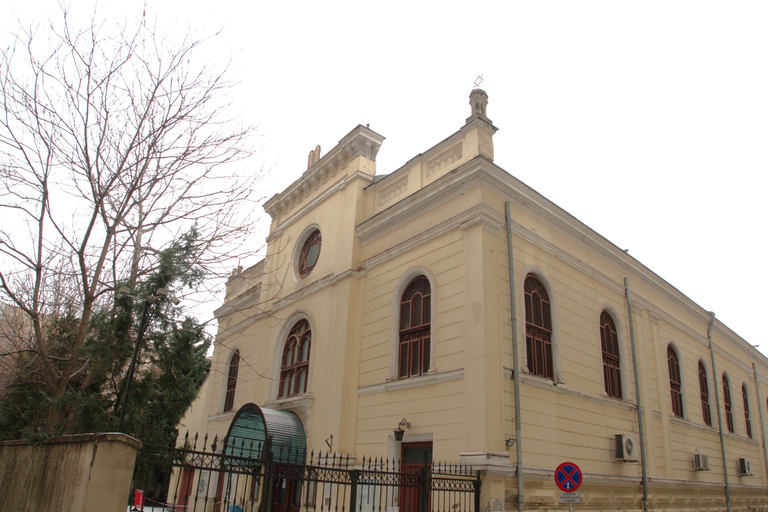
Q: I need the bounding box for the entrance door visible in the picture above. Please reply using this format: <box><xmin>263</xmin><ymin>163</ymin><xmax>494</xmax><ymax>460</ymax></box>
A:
<box><xmin>400</xmin><ymin>442</ymin><xmax>433</xmax><ymax>512</ymax></box>
<box><xmin>176</xmin><ymin>468</ymin><xmax>195</xmax><ymax>512</ymax></box>
<box><xmin>271</xmin><ymin>463</ymin><xmax>301</xmax><ymax>512</ymax></box>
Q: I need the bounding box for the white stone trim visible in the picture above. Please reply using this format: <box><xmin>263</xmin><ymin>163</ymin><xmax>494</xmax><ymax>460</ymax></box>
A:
<box><xmin>357</xmin><ymin>368</ymin><xmax>464</xmax><ymax>396</ymax></box>
<box><xmin>518</xmin><ymin>267</ymin><xmax>562</xmax><ymax>384</ymax></box>
<box><xmin>517</xmin><ymin>370</ymin><xmax>636</xmax><ymax>411</ymax></box>
<box><xmin>595</xmin><ymin>305</ymin><xmax>630</xmax><ymax>401</ymax></box>
<box><xmin>269</xmin><ymin>311</ymin><xmax>316</xmax><ymax>402</ymax></box>
<box><xmin>387</xmin><ymin>267</ymin><xmax>438</xmax><ymax>381</ymax></box>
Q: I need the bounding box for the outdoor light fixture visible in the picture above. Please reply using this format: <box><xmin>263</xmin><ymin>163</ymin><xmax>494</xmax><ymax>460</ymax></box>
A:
<box><xmin>116</xmin><ymin>286</ymin><xmax>180</xmax><ymax>433</ymax></box>
<box><xmin>506</xmin><ymin>438</ymin><xmax>516</xmax><ymax>449</ymax></box>
<box><xmin>394</xmin><ymin>418</ymin><xmax>411</xmax><ymax>441</ymax></box>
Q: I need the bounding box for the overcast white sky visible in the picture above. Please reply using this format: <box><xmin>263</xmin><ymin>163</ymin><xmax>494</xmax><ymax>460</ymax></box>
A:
<box><xmin>4</xmin><ymin>1</ymin><xmax>767</xmax><ymax>354</ymax></box>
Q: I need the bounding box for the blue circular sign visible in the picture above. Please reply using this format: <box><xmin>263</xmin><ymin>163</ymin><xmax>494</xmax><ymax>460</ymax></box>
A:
<box><xmin>554</xmin><ymin>462</ymin><xmax>582</xmax><ymax>492</ymax></box>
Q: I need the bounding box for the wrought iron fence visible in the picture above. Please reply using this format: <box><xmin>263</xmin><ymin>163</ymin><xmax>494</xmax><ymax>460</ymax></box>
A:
<box><xmin>131</xmin><ymin>432</ymin><xmax>480</xmax><ymax>512</ymax></box>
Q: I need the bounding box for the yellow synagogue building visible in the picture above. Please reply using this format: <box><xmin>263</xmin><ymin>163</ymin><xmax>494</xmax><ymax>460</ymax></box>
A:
<box><xmin>176</xmin><ymin>90</ymin><xmax>768</xmax><ymax>512</ymax></box>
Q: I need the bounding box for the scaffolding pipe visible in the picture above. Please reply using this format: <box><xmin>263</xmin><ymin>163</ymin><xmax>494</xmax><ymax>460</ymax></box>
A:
<box><xmin>708</xmin><ymin>312</ymin><xmax>731</xmax><ymax>512</ymax></box>
<box><xmin>505</xmin><ymin>202</ymin><xmax>524</xmax><ymax>512</ymax></box>
<box><xmin>624</xmin><ymin>278</ymin><xmax>648</xmax><ymax>512</ymax></box>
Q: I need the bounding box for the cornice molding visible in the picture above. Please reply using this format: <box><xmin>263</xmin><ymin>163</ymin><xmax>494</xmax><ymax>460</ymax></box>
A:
<box><xmin>266</xmin><ymin>171</ymin><xmax>374</xmax><ymax>241</ymax></box>
<box><xmin>355</xmin><ymin>158</ymin><xmax>765</xmax><ymax>369</ymax></box>
<box><xmin>264</xmin><ymin>125</ymin><xmax>384</xmax><ymax>220</ymax></box>
<box><xmin>357</xmin><ymin>368</ymin><xmax>464</xmax><ymax>396</ymax></box>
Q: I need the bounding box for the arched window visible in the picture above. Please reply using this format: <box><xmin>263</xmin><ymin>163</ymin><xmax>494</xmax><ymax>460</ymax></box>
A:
<box><xmin>742</xmin><ymin>384</ymin><xmax>752</xmax><ymax>439</ymax></box>
<box><xmin>698</xmin><ymin>362</ymin><xmax>712</xmax><ymax>426</ymax></box>
<box><xmin>298</xmin><ymin>229</ymin><xmax>322</xmax><ymax>279</ymax></box>
<box><xmin>667</xmin><ymin>345</ymin><xmax>683</xmax><ymax>417</ymax></box>
<box><xmin>600</xmin><ymin>311</ymin><xmax>622</xmax><ymax>399</ymax></box>
<box><xmin>399</xmin><ymin>276</ymin><xmax>431</xmax><ymax>378</ymax></box>
<box><xmin>524</xmin><ymin>275</ymin><xmax>553</xmax><ymax>380</ymax></box>
<box><xmin>279</xmin><ymin>320</ymin><xmax>312</xmax><ymax>397</ymax></box>
<box><xmin>723</xmin><ymin>375</ymin><xmax>734</xmax><ymax>433</ymax></box>
<box><xmin>224</xmin><ymin>349</ymin><xmax>240</xmax><ymax>412</ymax></box>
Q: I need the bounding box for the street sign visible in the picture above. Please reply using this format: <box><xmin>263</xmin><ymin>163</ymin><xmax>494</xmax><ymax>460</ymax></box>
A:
<box><xmin>559</xmin><ymin>492</ymin><xmax>580</xmax><ymax>503</ymax></box>
<box><xmin>554</xmin><ymin>462</ymin><xmax>582</xmax><ymax>492</ymax></box>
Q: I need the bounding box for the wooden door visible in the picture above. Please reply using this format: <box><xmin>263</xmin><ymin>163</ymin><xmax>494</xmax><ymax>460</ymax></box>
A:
<box><xmin>400</xmin><ymin>442</ymin><xmax>432</xmax><ymax>512</ymax></box>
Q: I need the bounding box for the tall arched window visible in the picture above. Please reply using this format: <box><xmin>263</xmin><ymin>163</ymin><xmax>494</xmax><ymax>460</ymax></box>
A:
<box><xmin>723</xmin><ymin>375</ymin><xmax>734</xmax><ymax>433</ymax></box>
<box><xmin>600</xmin><ymin>311</ymin><xmax>622</xmax><ymax>399</ymax></box>
<box><xmin>742</xmin><ymin>384</ymin><xmax>752</xmax><ymax>439</ymax></box>
<box><xmin>524</xmin><ymin>275</ymin><xmax>553</xmax><ymax>380</ymax></box>
<box><xmin>399</xmin><ymin>276</ymin><xmax>431</xmax><ymax>378</ymax></box>
<box><xmin>698</xmin><ymin>362</ymin><xmax>712</xmax><ymax>426</ymax></box>
<box><xmin>667</xmin><ymin>345</ymin><xmax>683</xmax><ymax>417</ymax></box>
<box><xmin>279</xmin><ymin>320</ymin><xmax>312</xmax><ymax>398</ymax></box>
<box><xmin>224</xmin><ymin>349</ymin><xmax>240</xmax><ymax>412</ymax></box>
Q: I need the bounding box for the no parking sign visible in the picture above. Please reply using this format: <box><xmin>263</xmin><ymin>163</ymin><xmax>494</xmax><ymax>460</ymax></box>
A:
<box><xmin>554</xmin><ymin>462</ymin><xmax>582</xmax><ymax>492</ymax></box>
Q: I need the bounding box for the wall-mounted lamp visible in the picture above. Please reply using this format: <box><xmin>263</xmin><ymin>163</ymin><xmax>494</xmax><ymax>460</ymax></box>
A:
<box><xmin>394</xmin><ymin>418</ymin><xmax>411</xmax><ymax>441</ymax></box>
<box><xmin>505</xmin><ymin>438</ymin><xmax>516</xmax><ymax>449</ymax></box>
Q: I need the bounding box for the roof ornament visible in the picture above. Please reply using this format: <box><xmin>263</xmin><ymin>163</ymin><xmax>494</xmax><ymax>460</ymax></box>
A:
<box><xmin>307</xmin><ymin>145</ymin><xmax>322</xmax><ymax>170</ymax></box>
<box><xmin>467</xmin><ymin>88</ymin><xmax>492</xmax><ymax>124</ymax></box>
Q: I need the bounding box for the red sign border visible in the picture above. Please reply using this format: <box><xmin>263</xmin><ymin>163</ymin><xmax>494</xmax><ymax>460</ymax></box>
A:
<box><xmin>554</xmin><ymin>462</ymin><xmax>582</xmax><ymax>492</ymax></box>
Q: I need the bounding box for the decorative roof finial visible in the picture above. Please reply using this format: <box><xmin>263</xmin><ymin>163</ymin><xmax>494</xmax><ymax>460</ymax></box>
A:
<box><xmin>467</xmin><ymin>88</ymin><xmax>491</xmax><ymax>124</ymax></box>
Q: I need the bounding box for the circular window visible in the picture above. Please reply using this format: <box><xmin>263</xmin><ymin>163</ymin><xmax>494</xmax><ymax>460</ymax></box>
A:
<box><xmin>298</xmin><ymin>229</ymin><xmax>321</xmax><ymax>279</ymax></box>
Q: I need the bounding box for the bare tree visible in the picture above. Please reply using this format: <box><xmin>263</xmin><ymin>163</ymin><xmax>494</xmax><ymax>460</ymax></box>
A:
<box><xmin>0</xmin><ymin>6</ymin><xmax>257</xmax><ymax>427</ymax></box>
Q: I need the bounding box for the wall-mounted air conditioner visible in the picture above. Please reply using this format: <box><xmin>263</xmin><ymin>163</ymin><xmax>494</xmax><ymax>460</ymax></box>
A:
<box><xmin>691</xmin><ymin>453</ymin><xmax>709</xmax><ymax>471</ymax></box>
<box><xmin>738</xmin><ymin>457</ymin><xmax>752</xmax><ymax>476</ymax></box>
<box><xmin>614</xmin><ymin>434</ymin><xmax>639</xmax><ymax>462</ymax></box>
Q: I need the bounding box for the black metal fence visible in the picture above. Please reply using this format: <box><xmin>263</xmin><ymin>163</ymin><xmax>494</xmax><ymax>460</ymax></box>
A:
<box><xmin>131</xmin><ymin>432</ymin><xmax>480</xmax><ymax>512</ymax></box>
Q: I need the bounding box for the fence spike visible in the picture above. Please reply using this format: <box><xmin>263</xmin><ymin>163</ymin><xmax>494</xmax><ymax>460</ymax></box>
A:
<box><xmin>203</xmin><ymin>432</ymin><xmax>209</xmax><ymax>451</ymax></box>
<box><xmin>193</xmin><ymin>432</ymin><xmax>199</xmax><ymax>450</ymax></box>
<box><xmin>212</xmin><ymin>435</ymin><xmax>218</xmax><ymax>453</ymax></box>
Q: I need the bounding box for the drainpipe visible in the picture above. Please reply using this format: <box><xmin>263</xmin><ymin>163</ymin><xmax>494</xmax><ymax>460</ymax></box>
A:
<box><xmin>505</xmin><ymin>202</ymin><xmax>523</xmax><ymax>512</ymax></box>
<box><xmin>623</xmin><ymin>278</ymin><xmax>649</xmax><ymax>512</ymax></box>
<box><xmin>752</xmin><ymin>362</ymin><xmax>768</xmax><ymax>486</ymax></box>
<box><xmin>708</xmin><ymin>312</ymin><xmax>731</xmax><ymax>512</ymax></box>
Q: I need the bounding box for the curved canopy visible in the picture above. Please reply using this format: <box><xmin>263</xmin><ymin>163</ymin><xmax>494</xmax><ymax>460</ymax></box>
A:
<box><xmin>224</xmin><ymin>403</ymin><xmax>306</xmax><ymax>464</ymax></box>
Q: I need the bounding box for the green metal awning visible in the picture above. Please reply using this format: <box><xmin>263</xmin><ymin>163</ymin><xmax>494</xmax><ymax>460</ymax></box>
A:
<box><xmin>223</xmin><ymin>403</ymin><xmax>306</xmax><ymax>464</ymax></box>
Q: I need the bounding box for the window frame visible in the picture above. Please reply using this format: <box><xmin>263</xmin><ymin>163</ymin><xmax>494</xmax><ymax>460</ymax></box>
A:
<box><xmin>667</xmin><ymin>345</ymin><xmax>684</xmax><ymax>418</ymax></box>
<box><xmin>389</xmin><ymin>269</ymin><xmax>437</xmax><ymax>381</ymax></box>
<box><xmin>224</xmin><ymin>349</ymin><xmax>240</xmax><ymax>413</ymax></box>
<box><xmin>398</xmin><ymin>276</ymin><xmax>432</xmax><ymax>379</ymax></box>
<box><xmin>698</xmin><ymin>361</ymin><xmax>712</xmax><ymax>427</ymax></box>
<box><xmin>298</xmin><ymin>229</ymin><xmax>322</xmax><ymax>279</ymax></box>
<box><xmin>278</xmin><ymin>319</ymin><xmax>312</xmax><ymax>398</ymax></box>
<box><xmin>524</xmin><ymin>274</ymin><xmax>554</xmax><ymax>381</ymax></box>
<box><xmin>742</xmin><ymin>384</ymin><xmax>752</xmax><ymax>439</ymax></box>
<box><xmin>599</xmin><ymin>310</ymin><xmax>622</xmax><ymax>399</ymax></box>
<box><xmin>723</xmin><ymin>374</ymin><xmax>734</xmax><ymax>433</ymax></box>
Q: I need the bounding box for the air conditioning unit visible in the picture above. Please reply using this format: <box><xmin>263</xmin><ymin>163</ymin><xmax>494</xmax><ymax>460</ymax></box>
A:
<box><xmin>691</xmin><ymin>453</ymin><xmax>709</xmax><ymax>471</ymax></box>
<box><xmin>738</xmin><ymin>457</ymin><xmax>752</xmax><ymax>476</ymax></box>
<box><xmin>614</xmin><ymin>434</ymin><xmax>639</xmax><ymax>462</ymax></box>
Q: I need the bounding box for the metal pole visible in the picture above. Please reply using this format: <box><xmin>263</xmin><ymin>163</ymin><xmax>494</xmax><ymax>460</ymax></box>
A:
<box><xmin>624</xmin><ymin>278</ymin><xmax>648</xmax><ymax>512</ymax></box>
<box><xmin>752</xmin><ymin>363</ymin><xmax>768</xmax><ymax>486</ymax></box>
<box><xmin>505</xmin><ymin>202</ymin><xmax>524</xmax><ymax>512</ymax></box>
<box><xmin>708</xmin><ymin>312</ymin><xmax>731</xmax><ymax>512</ymax></box>
<box><xmin>118</xmin><ymin>297</ymin><xmax>152</xmax><ymax>433</ymax></box>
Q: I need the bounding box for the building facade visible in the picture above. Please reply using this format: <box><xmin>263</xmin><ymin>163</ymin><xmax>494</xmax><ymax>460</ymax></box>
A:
<box><xmin>179</xmin><ymin>90</ymin><xmax>768</xmax><ymax>511</ymax></box>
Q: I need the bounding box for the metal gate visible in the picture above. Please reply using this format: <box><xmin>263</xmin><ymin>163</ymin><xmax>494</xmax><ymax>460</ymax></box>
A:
<box><xmin>131</xmin><ymin>432</ymin><xmax>480</xmax><ymax>512</ymax></box>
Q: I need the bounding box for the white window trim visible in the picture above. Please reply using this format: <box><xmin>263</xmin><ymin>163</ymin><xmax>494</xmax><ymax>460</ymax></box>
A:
<box><xmin>388</xmin><ymin>267</ymin><xmax>437</xmax><ymax>382</ymax></box>
<box><xmin>292</xmin><ymin>224</ymin><xmax>322</xmax><ymax>282</ymax></box>
<box><xmin>595</xmin><ymin>305</ymin><xmax>628</xmax><ymax>401</ymax></box>
<box><xmin>518</xmin><ymin>266</ymin><xmax>562</xmax><ymax>384</ymax></box>
<box><xmin>270</xmin><ymin>310</ymin><xmax>316</xmax><ymax>401</ymax></box>
<box><xmin>221</xmin><ymin>346</ymin><xmax>241</xmax><ymax>414</ymax></box>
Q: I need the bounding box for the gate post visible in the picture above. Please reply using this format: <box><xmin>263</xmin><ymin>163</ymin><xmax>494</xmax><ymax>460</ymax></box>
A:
<box><xmin>259</xmin><ymin>436</ymin><xmax>275</xmax><ymax>512</ymax></box>
<box><xmin>350</xmin><ymin>469</ymin><xmax>360</xmax><ymax>512</ymax></box>
<box><xmin>419</xmin><ymin>465</ymin><xmax>431</xmax><ymax>512</ymax></box>
<box><xmin>473</xmin><ymin>473</ymin><xmax>481</xmax><ymax>512</ymax></box>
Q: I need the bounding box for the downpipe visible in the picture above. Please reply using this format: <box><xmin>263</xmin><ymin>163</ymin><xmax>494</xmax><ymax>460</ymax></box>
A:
<box><xmin>708</xmin><ymin>312</ymin><xmax>731</xmax><ymax>512</ymax></box>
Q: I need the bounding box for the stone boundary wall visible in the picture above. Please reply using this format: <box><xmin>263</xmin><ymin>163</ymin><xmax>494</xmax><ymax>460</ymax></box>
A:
<box><xmin>0</xmin><ymin>432</ymin><xmax>142</xmax><ymax>512</ymax></box>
